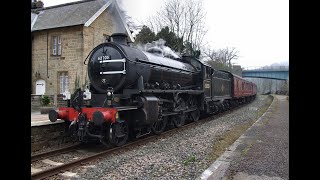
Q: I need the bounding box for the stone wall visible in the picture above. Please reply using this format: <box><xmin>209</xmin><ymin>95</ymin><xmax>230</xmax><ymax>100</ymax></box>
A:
<box><xmin>31</xmin><ymin>95</ymin><xmax>67</xmax><ymax>112</ymax></box>
<box><xmin>32</xmin><ymin>25</ymin><xmax>84</xmax><ymax>95</ymax></box>
<box><xmin>31</xmin><ymin>123</ymin><xmax>67</xmax><ymax>152</ymax></box>
<box><xmin>31</xmin><ymin>95</ymin><xmax>42</xmax><ymax>111</ymax></box>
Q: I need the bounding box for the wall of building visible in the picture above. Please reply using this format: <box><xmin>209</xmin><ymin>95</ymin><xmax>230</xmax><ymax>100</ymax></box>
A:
<box><xmin>32</xmin><ymin>25</ymin><xmax>84</xmax><ymax>95</ymax></box>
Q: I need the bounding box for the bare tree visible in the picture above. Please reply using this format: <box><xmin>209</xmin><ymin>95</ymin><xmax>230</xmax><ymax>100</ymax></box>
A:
<box><xmin>125</xmin><ymin>14</ymin><xmax>143</xmax><ymax>32</ymax></box>
<box><xmin>116</xmin><ymin>0</ymin><xmax>143</xmax><ymax>34</ymax></box>
<box><xmin>204</xmin><ymin>47</ymin><xmax>239</xmax><ymax>70</ymax></box>
<box><xmin>146</xmin><ymin>0</ymin><xmax>207</xmax><ymax>53</ymax></box>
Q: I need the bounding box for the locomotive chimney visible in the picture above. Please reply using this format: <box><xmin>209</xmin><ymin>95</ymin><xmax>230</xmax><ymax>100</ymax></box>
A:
<box><xmin>110</xmin><ymin>33</ymin><xmax>128</xmax><ymax>45</ymax></box>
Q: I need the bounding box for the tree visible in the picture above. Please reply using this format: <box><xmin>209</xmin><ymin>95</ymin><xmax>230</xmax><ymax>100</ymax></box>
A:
<box><xmin>155</xmin><ymin>26</ymin><xmax>183</xmax><ymax>52</ymax></box>
<box><xmin>184</xmin><ymin>41</ymin><xmax>201</xmax><ymax>58</ymax></box>
<box><xmin>147</xmin><ymin>0</ymin><xmax>207</xmax><ymax>55</ymax></box>
<box><xmin>134</xmin><ymin>25</ymin><xmax>156</xmax><ymax>44</ymax></box>
<box><xmin>204</xmin><ymin>47</ymin><xmax>239</xmax><ymax>71</ymax></box>
<box><xmin>118</xmin><ymin>6</ymin><xmax>143</xmax><ymax>34</ymax></box>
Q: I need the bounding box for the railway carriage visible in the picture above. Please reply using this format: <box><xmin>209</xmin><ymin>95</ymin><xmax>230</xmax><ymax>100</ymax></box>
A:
<box><xmin>230</xmin><ymin>73</ymin><xmax>257</xmax><ymax>103</ymax></box>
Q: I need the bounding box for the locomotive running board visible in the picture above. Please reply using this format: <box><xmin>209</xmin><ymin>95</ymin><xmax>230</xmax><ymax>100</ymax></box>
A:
<box><xmin>142</xmin><ymin>89</ymin><xmax>203</xmax><ymax>94</ymax></box>
<box><xmin>116</xmin><ymin>106</ymin><xmax>138</xmax><ymax>111</ymax></box>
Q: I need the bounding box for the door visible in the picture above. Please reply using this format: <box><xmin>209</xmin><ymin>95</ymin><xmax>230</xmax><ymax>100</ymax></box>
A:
<box><xmin>36</xmin><ymin>79</ymin><xmax>45</xmax><ymax>95</ymax></box>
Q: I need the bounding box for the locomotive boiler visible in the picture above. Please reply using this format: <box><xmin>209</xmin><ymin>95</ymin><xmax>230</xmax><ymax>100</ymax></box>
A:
<box><xmin>88</xmin><ymin>33</ymin><xmax>200</xmax><ymax>94</ymax></box>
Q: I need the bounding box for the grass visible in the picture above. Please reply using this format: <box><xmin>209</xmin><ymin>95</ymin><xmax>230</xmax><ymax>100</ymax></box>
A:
<box><xmin>242</xmin><ymin>142</ymin><xmax>254</xmax><ymax>156</ymax></box>
<box><xmin>208</xmin><ymin>121</ymin><xmax>255</xmax><ymax>162</ymax></box>
<box><xmin>183</xmin><ymin>155</ymin><xmax>196</xmax><ymax>166</ymax></box>
<box><xmin>208</xmin><ymin>95</ymin><xmax>273</xmax><ymax>163</ymax></box>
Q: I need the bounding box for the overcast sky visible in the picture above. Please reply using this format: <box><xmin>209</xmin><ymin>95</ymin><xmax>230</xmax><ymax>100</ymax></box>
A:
<box><xmin>41</xmin><ymin>0</ymin><xmax>289</xmax><ymax>68</ymax></box>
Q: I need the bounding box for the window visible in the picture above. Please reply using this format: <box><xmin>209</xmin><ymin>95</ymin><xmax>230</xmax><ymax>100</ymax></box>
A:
<box><xmin>59</xmin><ymin>72</ymin><xmax>68</xmax><ymax>94</ymax></box>
<box><xmin>52</xmin><ymin>35</ymin><xmax>62</xmax><ymax>55</ymax></box>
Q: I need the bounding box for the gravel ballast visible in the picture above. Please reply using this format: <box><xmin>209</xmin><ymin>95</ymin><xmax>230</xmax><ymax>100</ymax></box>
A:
<box><xmin>59</xmin><ymin>95</ymin><xmax>273</xmax><ymax>179</ymax></box>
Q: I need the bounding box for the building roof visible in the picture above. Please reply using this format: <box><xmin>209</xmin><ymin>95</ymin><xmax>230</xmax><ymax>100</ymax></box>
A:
<box><xmin>31</xmin><ymin>12</ymin><xmax>38</xmax><ymax>30</ymax></box>
<box><xmin>31</xmin><ymin>0</ymin><xmax>134</xmax><ymax>42</ymax></box>
<box><xmin>31</xmin><ymin>12</ymin><xmax>37</xmax><ymax>23</ymax></box>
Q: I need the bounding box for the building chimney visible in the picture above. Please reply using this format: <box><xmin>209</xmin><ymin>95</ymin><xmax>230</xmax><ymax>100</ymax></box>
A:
<box><xmin>31</xmin><ymin>0</ymin><xmax>37</xmax><ymax>9</ymax></box>
<box><xmin>32</xmin><ymin>0</ymin><xmax>44</xmax><ymax>9</ymax></box>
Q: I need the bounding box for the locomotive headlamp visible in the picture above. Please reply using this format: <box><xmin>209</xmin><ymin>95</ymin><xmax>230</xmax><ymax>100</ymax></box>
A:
<box><xmin>106</xmin><ymin>87</ymin><xmax>114</xmax><ymax>106</ymax></box>
<box><xmin>62</xmin><ymin>90</ymin><xmax>71</xmax><ymax>100</ymax></box>
<box><xmin>83</xmin><ymin>88</ymin><xmax>91</xmax><ymax>100</ymax></box>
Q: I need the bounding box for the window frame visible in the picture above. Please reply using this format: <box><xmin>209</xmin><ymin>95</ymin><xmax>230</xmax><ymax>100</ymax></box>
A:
<box><xmin>59</xmin><ymin>72</ymin><xmax>68</xmax><ymax>94</ymax></box>
<box><xmin>52</xmin><ymin>35</ymin><xmax>62</xmax><ymax>56</ymax></box>
<box><xmin>57</xmin><ymin>35</ymin><xmax>62</xmax><ymax>55</ymax></box>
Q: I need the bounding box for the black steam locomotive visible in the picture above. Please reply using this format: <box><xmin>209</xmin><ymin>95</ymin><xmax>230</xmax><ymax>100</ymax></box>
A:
<box><xmin>49</xmin><ymin>33</ymin><xmax>257</xmax><ymax>146</ymax></box>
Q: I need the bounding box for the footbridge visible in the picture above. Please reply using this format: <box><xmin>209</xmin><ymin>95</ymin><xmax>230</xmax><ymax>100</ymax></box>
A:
<box><xmin>242</xmin><ymin>66</ymin><xmax>289</xmax><ymax>80</ymax></box>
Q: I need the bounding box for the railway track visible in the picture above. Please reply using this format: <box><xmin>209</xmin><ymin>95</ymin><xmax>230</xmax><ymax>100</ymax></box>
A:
<box><xmin>31</xmin><ymin>102</ymin><xmax>252</xmax><ymax>179</ymax></box>
<box><xmin>31</xmin><ymin>143</ymin><xmax>83</xmax><ymax>162</ymax></box>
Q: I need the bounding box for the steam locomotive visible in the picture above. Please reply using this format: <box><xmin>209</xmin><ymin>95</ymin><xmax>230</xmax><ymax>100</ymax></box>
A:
<box><xmin>49</xmin><ymin>33</ymin><xmax>257</xmax><ymax>146</ymax></box>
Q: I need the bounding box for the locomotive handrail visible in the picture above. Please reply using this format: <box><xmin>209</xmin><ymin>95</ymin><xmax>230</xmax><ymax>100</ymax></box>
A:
<box><xmin>99</xmin><ymin>59</ymin><xmax>126</xmax><ymax>63</ymax></box>
<box><xmin>135</xmin><ymin>58</ymin><xmax>198</xmax><ymax>74</ymax></box>
<box><xmin>99</xmin><ymin>58</ymin><xmax>126</xmax><ymax>75</ymax></box>
<box><xmin>100</xmin><ymin>71</ymin><xmax>126</xmax><ymax>75</ymax></box>
<box><xmin>83</xmin><ymin>45</ymin><xmax>100</xmax><ymax>65</ymax></box>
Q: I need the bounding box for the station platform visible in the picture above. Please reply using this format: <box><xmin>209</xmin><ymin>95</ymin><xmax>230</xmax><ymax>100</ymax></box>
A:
<box><xmin>200</xmin><ymin>95</ymin><xmax>289</xmax><ymax>179</ymax></box>
<box><xmin>31</xmin><ymin>112</ymin><xmax>64</xmax><ymax>127</ymax></box>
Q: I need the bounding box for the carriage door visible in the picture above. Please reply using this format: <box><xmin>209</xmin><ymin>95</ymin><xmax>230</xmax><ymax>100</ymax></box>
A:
<box><xmin>36</xmin><ymin>79</ymin><xmax>46</xmax><ymax>95</ymax></box>
<box><xmin>203</xmin><ymin>66</ymin><xmax>212</xmax><ymax>97</ymax></box>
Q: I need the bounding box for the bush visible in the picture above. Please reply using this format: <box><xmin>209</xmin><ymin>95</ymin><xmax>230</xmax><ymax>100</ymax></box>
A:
<box><xmin>41</xmin><ymin>95</ymin><xmax>50</xmax><ymax>106</ymax></box>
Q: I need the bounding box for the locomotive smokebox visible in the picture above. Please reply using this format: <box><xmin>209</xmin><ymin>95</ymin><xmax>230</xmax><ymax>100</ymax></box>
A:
<box><xmin>88</xmin><ymin>41</ymin><xmax>129</xmax><ymax>93</ymax></box>
<box><xmin>88</xmin><ymin>34</ymin><xmax>151</xmax><ymax>94</ymax></box>
<box><xmin>110</xmin><ymin>33</ymin><xmax>128</xmax><ymax>45</ymax></box>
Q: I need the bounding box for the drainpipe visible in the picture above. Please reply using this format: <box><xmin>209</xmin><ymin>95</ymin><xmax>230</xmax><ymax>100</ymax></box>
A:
<box><xmin>47</xmin><ymin>31</ymin><xmax>49</xmax><ymax>78</ymax></box>
<box><xmin>88</xmin><ymin>26</ymin><xmax>94</xmax><ymax>49</ymax></box>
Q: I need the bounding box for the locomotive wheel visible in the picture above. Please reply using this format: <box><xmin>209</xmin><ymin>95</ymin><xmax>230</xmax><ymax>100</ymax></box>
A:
<box><xmin>151</xmin><ymin>117</ymin><xmax>168</xmax><ymax>135</ymax></box>
<box><xmin>190</xmin><ymin>109</ymin><xmax>200</xmax><ymax>122</ymax></box>
<box><xmin>172</xmin><ymin>114</ymin><xmax>186</xmax><ymax>128</ymax></box>
<box><xmin>109</xmin><ymin>121</ymin><xmax>129</xmax><ymax>147</ymax></box>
